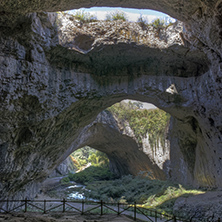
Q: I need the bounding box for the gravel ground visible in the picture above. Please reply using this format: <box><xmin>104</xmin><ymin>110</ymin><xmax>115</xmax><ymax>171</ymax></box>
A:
<box><xmin>0</xmin><ymin>212</ymin><xmax>138</xmax><ymax>222</ymax></box>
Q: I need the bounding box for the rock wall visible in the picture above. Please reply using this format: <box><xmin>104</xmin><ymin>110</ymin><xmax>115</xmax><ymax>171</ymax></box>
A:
<box><xmin>173</xmin><ymin>191</ymin><xmax>222</xmax><ymax>219</ymax></box>
<box><xmin>49</xmin><ymin>156</ymin><xmax>76</xmax><ymax>178</ymax></box>
<box><xmin>0</xmin><ymin>0</ymin><xmax>222</xmax><ymax>200</ymax></box>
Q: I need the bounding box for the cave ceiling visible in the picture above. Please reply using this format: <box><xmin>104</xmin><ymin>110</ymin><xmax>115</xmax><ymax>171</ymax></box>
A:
<box><xmin>0</xmin><ymin>0</ymin><xmax>217</xmax><ymax>21</ymax></box>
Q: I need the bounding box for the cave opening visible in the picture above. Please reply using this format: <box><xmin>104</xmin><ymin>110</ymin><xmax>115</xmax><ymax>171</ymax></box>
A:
<box><xmin>41</xmin><ymin>99</ymin><xmax>175</xmax><ymax>203</ymax></box>
<box><xmin>64</xmin><ymin>7</ymin><xmax>175</xmax><ymax>23</ymax></box>
<box><xmin>51</xmin><ymin>99</ymin><xmax>171</xmax><ymax>183</ymax></box>
<box><xmin>39</xmin><ymin>99</ymin><xmax>204</xmax><ymax>212</ymax></box>
<box><xmin>70</xmin><ymin>146</ymin><xmax>110</xmax><ymax>173</ymax></box>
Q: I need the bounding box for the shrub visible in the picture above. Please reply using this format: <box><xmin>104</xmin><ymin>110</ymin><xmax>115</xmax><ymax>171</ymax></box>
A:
<box><xmin>84</xmin><ymin>175</ymin><xmax>204</xmax><ymax>214</ymax></box>
<box><xmin>61</xmin><ymin>177</ymin><xmax>70</xmax><ymax>185</ymax></box>
<box><xmin>137</xmin><ymin>15</ymin><xmax>148</xmax><ymax>30</ymax></box>
<box><xmin>150</xmin><ymin>18</ymin><xmax>165</xmax><ymax>29</ymax></box>
<box><xmin>68</xmin><ymin>166</ymin><xmax>115</xmax><ymax>184</ymax></box>
<box><xmin>105</xmin><ymin>11</ymin><xmax>127</xmax><ymax>21</ymax></box>
<box><xmin>105</xmin><ymin>186</ymin><xmax>127</xmax><ymax>198</ymax></box>
<box><xmin>107</xmin><ymin>101</ymin><xmax>170</xmax><ymax>147</ymax></box>
<box><xmin>73</xmin><ymin>10</ymin><xmax>97</xmax><ymax>23</ymax></box>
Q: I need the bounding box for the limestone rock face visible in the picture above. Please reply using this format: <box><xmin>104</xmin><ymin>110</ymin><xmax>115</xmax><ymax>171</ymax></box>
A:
<box><xmin>173</xmin><ymin>191</ymin><xmax>222</xmax><ymax>219</ymax></box>
<box><xmin>0</xmin><ymin>0</ymin><xmax>222</xmax><ymax>201</ymax></box>
<box><xmin>49</xmin><ymin>156</ymin><xmax>76</xmax><ymax>178</ymax></box>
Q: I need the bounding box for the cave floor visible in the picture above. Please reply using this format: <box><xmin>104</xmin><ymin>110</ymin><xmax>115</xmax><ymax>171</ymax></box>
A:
<box><xmin>0</xmin><ymin>213</ymin><xmax>141</xmax><ymax>222</ymax></box>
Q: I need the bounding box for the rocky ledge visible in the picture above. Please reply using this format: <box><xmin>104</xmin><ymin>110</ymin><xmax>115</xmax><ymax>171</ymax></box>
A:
<box><xmin>52</xmin><ymin>12</ymin><xmax>208</xmax><ymax>78</ymax></box>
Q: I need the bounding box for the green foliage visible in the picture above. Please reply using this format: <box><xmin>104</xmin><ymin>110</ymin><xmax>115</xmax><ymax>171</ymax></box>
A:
<box><xmin>107</xmin><ymin>101</ymin><xmax>170</xmax><ymax>148</ymax></box>
<box><xmin>68</xmin><ymin>166</ymin><xmax>115</xmax><ymax>184</ymax></box>
<box><xmin>71</xmin><ymin>146</ymin><xmax>109</xmax><ymax>170</ymax></box>
<box><xmin>72</xmin><ymin>146</ymin><xmax>92</xmax><ymax>159</ymax></box>
<box><xmin>88</xmin><ymin>150</ymin><xmax>109</xmax><ymax>167</ymax></box>
<box><xmin>85</xmin><ymin>175</ymin><xmax>204</xmax><ymax>214</ymax></box>
<box><xmin>137</xmin><ymin>15</ymin><xmax>148</xmax><ymax>30</ymax></box>
<box><xmin>150</xmin><ymin>18</ymin><xmax>166</xmax><ymax>29</ymax></box>
<box><xmin>70</xmin><ymin>146</ymin><xmax>91</xmax><ymax>170</ymax></box>
<box><xmin>73</xmin><ymin>10</ymin><xmax>97</xmax><ymax>23</ymax></box>
<box><xmin>105</xmin><ymin>11</ymin><xmax>128</xmax><ymax>21</ymax></box>
<box><xmin>61</xmin><ymin>176</ymin><xmax>70</xmax><ymax>185</ymax></box>
<box><xmin>142</xmin><ymin>184</ymin><xmax>204</xmax><ymax>214</ymax></box>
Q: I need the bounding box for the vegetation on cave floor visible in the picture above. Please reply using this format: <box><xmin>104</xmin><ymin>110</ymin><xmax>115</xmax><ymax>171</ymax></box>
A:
<box><xmin>67</xmin><ymin>166</ymin><xmax>115</xmax><ymax>184</ymax></box>
<box><xmin>59</xmin><ymin>167</ymin><xmax>204</xmax><ymax>215</ymax></box>
<box><xmin>85</xmin><ymin>175</ymin><xmax>204</xmax><ymax>215</ymax></box>
<box><xmin>61</xmin><ymin>146</ymin><xmax>114</xmax><ymax>185</ymax></box>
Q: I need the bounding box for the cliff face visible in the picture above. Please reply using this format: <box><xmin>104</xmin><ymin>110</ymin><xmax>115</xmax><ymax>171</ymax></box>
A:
<box><xmin>0</xmin><ymin>0</ymin><xmax>222</xmax><ymax>200</ymax></box>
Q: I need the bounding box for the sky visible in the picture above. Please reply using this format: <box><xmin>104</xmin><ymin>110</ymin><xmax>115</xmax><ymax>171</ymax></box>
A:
<box><xmin>67</xmin><ymin>7</ymin><xmax>175</xmax><ymax>23</ymax></box>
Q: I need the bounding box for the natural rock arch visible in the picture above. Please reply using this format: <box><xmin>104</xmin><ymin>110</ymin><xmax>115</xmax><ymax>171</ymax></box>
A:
<box><xmin>0</xmin><ymin>0</ymin><xmax>222</xmax><ymax>201</ymax></box>
<box><xmin>65</xmin><ymin>110</ymin><xmax>168</xmax><ymax>179</ymax></box>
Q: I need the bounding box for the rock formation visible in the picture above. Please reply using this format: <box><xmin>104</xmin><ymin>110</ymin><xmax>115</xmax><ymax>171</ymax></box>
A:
<box><xmin>49</xmin><ymin>156</ymin><xmax>76</xmax><ymax>178</ymax></box>
<box><xmin>173</xmin><ymin>191</ymin><xmax>222</xmax><ymax>219</ymax></box>
<box><xmin>0</xmin><ymin>0</ymin><xmax>222</xmax><ymax>203</ymax></box>
<box><xmin>70</xmin><ymin>109</ymin><xmax>169</xmax><ymax>179</ymax></box>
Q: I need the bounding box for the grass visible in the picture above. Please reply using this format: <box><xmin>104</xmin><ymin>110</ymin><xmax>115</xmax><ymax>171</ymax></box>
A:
<box><xmin>141</xmin><ymin>184</ymin><xmax>204</xmax><ymax>215</ymax></box>
<box><xmin>61</xmin><ymin>176</ymin><xmax>70</xmax><ymax>185</ymax></box>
